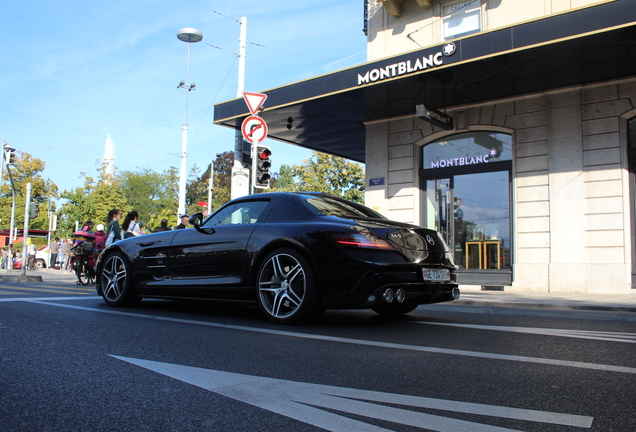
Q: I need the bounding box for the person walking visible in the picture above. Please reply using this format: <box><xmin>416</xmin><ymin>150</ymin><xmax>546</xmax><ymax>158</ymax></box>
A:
<box><xmin>48</xmin><ymin>237</ymin><xmax>60</xmax><ymax>269</ymax></box>
<box><xmin>175</xmin><ymin>214</ymin><xmax>189</xmax><ymax>229</ymax></box>
<box><xmin>153</xmin><ymin>219</ymin><xmax>171</xmax><ymax>232</ymax></box>
<box><xmin>94</xmin><ymin>224</ymin><xmax>107</xmax><ymax>252</ymax></box>
<box><xmin>106</xmin><ymin>209</ymin><xmax>122</xmax><ymax>247</ymax></box>
<box><xmin>64</xmin><ymin>239</ymin><xmax>74</xmax><ymax>271</ymax></box>
<box><xmin>121</xmin><ymin>211</ymin><xmax>142</xmax><ymax>238</ymax></box>
<box><xmin>59</xmin><ymin>238</ymin><xmax>71</xmax><ymax>272</ymax></box>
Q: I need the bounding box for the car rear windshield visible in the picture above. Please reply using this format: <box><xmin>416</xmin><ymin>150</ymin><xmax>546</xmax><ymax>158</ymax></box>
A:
<box><xmin>302</xmin><ymin>197</ymin><xmax>387</xmax><ymax>219</ymax></box>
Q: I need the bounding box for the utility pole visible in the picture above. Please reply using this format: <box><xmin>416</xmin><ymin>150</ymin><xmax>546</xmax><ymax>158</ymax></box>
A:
<box><xmin>232</xmin><ymin>17</ymin><xmax>249</xmax><ymax>200</ymax></box>
<box><xmin>20</xmin><ymin>183</ymin><xmax>31</xmax><ymax>276</ymax></box>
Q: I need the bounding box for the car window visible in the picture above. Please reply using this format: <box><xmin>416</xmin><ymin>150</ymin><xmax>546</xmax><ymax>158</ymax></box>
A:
<box><xmin>203</xmin><ymin>201</ymin><xmax>269</xmax><ymax>227</ymax></box>
<box><xmin>302</xmin><ymin>197</ymin><xmax>387</xmax><ymax>219</ymax></box>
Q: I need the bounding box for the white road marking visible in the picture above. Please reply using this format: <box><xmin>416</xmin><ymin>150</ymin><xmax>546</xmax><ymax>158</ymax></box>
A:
<box><xmin>0</xmin><ymin>296</ymin><xmax>101</xmax><ymax>302</ymax></box>
<box><xmin>418</xmin><ymin>322</ymin><xmax>636</xmax><ymax>343</ymax></box>
<box><xmin>113</xmin><ymin>355</ymin><xmax>594</xmax><ymax>431</ymax></box>
<box><xmin>25</xmin><ymin>300</ymin><xmax>636</xmax><ymax>375</ymax></box>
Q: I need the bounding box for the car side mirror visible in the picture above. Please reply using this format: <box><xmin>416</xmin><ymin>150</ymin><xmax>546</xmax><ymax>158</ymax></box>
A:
<box><xmin>189</xmin><ymin>213</ymin><xmax>203</xmax><ymax>227</ymax></box>
<box><xmin>189</xmin><ymin>212</ymin><xmax>214</xmax><ymax>235</ymax></box>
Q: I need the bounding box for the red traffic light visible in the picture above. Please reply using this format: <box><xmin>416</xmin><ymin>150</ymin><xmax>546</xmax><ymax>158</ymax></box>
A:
<box><xmin>258</xmin><ymin>148</ymin><xmax>271</xmax><ymax>160</ymax></box>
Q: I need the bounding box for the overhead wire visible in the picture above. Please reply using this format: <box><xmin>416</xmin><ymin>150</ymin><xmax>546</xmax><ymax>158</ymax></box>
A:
<box><xmin>0</xmin><ymin>107</ymin><xmax>178</xmax><ymax>156</ymax></box>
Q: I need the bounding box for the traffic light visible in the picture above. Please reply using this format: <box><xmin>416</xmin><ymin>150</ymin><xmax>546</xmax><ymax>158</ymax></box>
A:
<box><xmin>5</xmin><ymin>147</ymin><xmax>16</xmax><ymax>165</ymax></box>
<box><xmin>253</xmin><ymin>145</ymin><xmax>272</xmax><ymax>189</ymax></box>
<box><xmin>30</xmin><ymin>202</ymin><xmax>38</xmax><ymax>219</ymax></box>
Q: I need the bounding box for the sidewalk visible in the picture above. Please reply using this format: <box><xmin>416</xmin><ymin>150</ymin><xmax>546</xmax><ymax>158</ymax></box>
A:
<box><xmin>1</xmin><ymin>268</ymin><xmax>635</xmax><ymax>312</ymax></box>
<box><xmin>0</xmin><ymin>267</ymin><xmax>78</xmax><ymax>283</ymax></box>
<box><xmin>454</xmin><ymin>290</ymin><xmax>636</xmax><ymax>313</ymax></box>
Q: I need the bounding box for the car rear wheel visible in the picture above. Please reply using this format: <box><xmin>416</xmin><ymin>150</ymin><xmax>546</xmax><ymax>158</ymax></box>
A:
<box><xmin>99</xmin><ymin>252</ymin><xmax>138</xmax><ymax>306</ymax></box>
<box><xmin>256</xmin><ymin>248</ymin><xmax>322</xmax><ymax>324</ymax></box>
<box><xmin>36</xmin><ymin>259</ymin><xmax>46</xmax><ymax>269</ymax></box>
<box><xmin>372</xmin><ymin>303</ymin><xmax>418</xmax><ymax>316</ymax></box>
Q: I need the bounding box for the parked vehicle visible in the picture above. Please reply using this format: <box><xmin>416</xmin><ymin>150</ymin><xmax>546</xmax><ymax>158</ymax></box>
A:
<box><xmin>96</xmin><ymin>192</ymin><xmax>459</xmax><ymax>324</ymax></box>
<box><xmin>35</xmin><ymin>246</ymin><xmax>50</xmax><ymax>268</ymax></box>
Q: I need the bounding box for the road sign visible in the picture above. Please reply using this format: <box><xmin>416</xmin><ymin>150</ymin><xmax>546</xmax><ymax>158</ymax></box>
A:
<box><xmin>243</xmin><ymin>92</ymin><xmax>267</xmax><ymax>115</ymax></box>
<box><xmin>241</xmin><ymin>116</ymin><xmax>268</xmax><ymax>143</ymax></box>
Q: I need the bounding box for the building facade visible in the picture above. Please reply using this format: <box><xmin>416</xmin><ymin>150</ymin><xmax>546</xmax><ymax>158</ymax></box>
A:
<box><xmin>214</xmin><ymin>0</ymin><xmax>636</xmax><ymax>294</ymax></box>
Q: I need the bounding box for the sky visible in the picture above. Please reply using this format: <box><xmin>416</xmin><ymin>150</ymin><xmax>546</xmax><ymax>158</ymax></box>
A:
<box><xmin>0</xmin><ymin>0</ymin><xmax>367</xmax><ymax>196</ymax></box>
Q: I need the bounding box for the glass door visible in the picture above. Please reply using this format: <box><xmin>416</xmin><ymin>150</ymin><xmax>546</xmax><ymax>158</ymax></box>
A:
<box><xmin>425</xmin><ymin>171</ymin><xmax>510</xmax><ymax>270</ymax></box>
<box><xmin>425</xmin><ymin>178</ymin><xmax>452</xmax><ymax>247</ymax></box>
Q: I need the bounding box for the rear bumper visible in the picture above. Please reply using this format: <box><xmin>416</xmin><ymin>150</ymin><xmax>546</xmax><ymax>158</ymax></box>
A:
<box><xmin>321</xmin><ymin>267</ymin><xmax>459</xmax><ymax>309</ymax></box>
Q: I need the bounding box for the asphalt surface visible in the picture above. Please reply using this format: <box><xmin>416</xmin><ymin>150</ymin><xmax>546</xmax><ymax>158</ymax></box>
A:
<box><xmin>2</xmin><ymin>267</ymin><xmax>635</xmax><ymax>313</ymax></box>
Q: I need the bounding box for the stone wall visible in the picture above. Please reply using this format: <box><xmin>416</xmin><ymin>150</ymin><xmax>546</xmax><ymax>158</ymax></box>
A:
<box><xmin>365</xmin><ymin>79</ymin><xmax>635</xmax><ymax>293</ymax></box>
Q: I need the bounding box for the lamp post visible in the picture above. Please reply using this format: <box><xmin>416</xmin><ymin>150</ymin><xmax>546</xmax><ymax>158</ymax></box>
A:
<box><xmin>176</xmin><ymin>27</ymin><xmax>203</xmax><ymax>223</ymax></box>
<box><xmin>207</xmin><ymin>153</ymin><xmax>221</xmax><ymax>215</ymax></box>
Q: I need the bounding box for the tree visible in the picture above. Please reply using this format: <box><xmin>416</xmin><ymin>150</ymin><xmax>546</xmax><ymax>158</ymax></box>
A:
<box><xmin>121</xmin><ymin>167</ymin><xmax>178</xmax><ymax>230</ymax></box>
<box><xmin>57</xmin><ymin>161</ymin><xmax>127</xmax><ymax>237</ymax></box>
<box><xmin>0</xmin><ymin>150</ymin><xmax>58</xmax><ymax>234</ymax></box>
<box><xmin>269</xmin><ymin>164</ymin><xmax>296</xmax><ymax>191</ymax></box>
<box><xmin>273</xmin><ymin>152</ymin><xmax>365</xmax><ymax>203</ymax></box>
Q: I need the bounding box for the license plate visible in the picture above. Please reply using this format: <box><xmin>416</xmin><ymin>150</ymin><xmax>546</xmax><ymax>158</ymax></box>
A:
<box><xmin>422</xmin><ymin>268</ymin><xmax>450</xmax><ymax>281</ymax></box>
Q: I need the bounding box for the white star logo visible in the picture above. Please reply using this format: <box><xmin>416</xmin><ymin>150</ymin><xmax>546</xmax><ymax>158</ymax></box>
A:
<box><xmin>443</xmin><ymin>42</ymin><xmax>456</xmax><ymax>56</ymax></box>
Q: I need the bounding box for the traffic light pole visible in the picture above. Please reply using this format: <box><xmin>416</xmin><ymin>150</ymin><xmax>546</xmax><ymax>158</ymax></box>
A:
<box><xmin>20</xmin><ymin>183</ymin><xmax>31</xmax><ymax>276</ymax></box>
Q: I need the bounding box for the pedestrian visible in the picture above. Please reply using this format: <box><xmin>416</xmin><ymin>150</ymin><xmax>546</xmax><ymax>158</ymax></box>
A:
<box><xmin>175</xmin><ymin>214</ymin><xmax>189</xmax><ymax>229</ymax></box>
<box><xmin>64</xmin><ymin>239</ymin><xmax>74</xmax><ymax>271</ymax></box>
<box><xmin>73</xmin><ymin>221</ymin><xmax>96</xmax><ymax>249</ymax></box>
<box><xmin>0</xmin><ymin>248</ymin><xmax>7</xmax><ymax>269</ymax></box>
<box><xmin>122</xmin><ymin>211</ymin><xmax>142</xmax><ymax>238</ymax></box>
<box><xmin>59</xmin><ymin>238</ymin><xmax>71</xmax><ymax>272</ymax></box>
<box><xmin>105</xmin><ymin>209</ymin><xmax>122</xmax><ymax>247</ymax></box>
<box><xmin>48</xmin><ymin>237</ymin><xmax>60</xmax><ymax>269</ymax></box>
<box><xmin>94</xmin><ymin>224</ymin><xmax>107</xmax><ymax>252</ymax></box>
<box><xmin>153</xmin><ymin>219</ymin><xmax>171</xmax><ymax>232</ymax></box>
<box><xmin>26</xmin><ymin>242</ymin><xmax>36</xmax><ymax>270</ymax></box>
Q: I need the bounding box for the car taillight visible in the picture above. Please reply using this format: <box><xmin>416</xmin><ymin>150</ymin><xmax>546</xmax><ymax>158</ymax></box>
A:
<box><xmin>329</xmin><ymin>233</ymin><xmax>395</xmax><ymax>249</ymax></box>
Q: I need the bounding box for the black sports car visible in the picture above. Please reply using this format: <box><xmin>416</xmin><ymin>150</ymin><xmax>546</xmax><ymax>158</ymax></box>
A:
<box><xmin>95</xmin><ymin>192</ymin><xmax>459</xmax><ymax>324</ymax></box>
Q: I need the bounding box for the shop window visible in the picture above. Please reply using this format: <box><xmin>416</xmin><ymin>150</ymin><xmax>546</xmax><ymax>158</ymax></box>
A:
<box><xmin>443</xmin><ymin>0</ymin><xmax>481</xmax><ymax>40</ymax></box>
<box><xmin>422</xmin><ymin>132</ymin><xmax>512</xmax><ymax>273</ymax></box>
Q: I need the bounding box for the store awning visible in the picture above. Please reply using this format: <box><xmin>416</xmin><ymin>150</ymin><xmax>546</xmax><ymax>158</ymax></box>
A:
<box><xmin>213</xmin><ymin>0</ymin><xmax>636</xmax><ymax>163</ymax></box>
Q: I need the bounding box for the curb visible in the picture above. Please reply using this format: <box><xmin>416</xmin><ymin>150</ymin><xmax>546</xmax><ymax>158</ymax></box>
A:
<box><xmin>0</xmin><ymin>274</ymin><xmax>43</xmax><ymax>283</ymax></box>
<box><xmin>452</xmin><ymin>299</ymin><xmax>636</xmax><ymax>313</ymax></box>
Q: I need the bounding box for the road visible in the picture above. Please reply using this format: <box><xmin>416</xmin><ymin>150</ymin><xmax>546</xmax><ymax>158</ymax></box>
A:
<box><xmin>1</xmin><ymin>276</ymin><xmax>635</xmax><ymax>431</ymax></box>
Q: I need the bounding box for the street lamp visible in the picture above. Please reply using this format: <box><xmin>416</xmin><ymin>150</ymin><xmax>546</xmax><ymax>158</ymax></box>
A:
<box><xmin>176</xmin><ymin>27</ymin><xmax>203</xmax><ymax>223</ymax></box>
<box><xmin>207</xmin><ymin>153</ymin><xmax>221</xmax><ymax>215</ymax></box>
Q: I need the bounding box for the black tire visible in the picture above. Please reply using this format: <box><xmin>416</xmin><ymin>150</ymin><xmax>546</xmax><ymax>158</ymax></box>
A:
<box><xmin>99</xmin><ymin>252</ymin><xmax>138</xmax><ymax>306</ymax></box>
<box><xmin>256</xmin><ymin>248</ymin><xmax>322</xmax><ymax>324</ymax></box>
<box><xmin>36</xmin><ymin>259</ymin><xmax>46</xmax><ymax>269</ymax></box>
<box><xmin>75</xmin><ymin>257</ymin><xmax>89</xmax><ymax>286</ymax></box>
<box><xmin>372</xmin><ymin>303</ymin><xmax>419</xmax><ymax>316</ymax></box>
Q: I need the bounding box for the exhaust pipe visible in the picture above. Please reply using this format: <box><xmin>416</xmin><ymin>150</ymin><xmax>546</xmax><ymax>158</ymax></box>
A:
<box><xmin>452</xmin><ymin>287</ymin><xmax>460</xmax><ymax>300</ymax></box>
<box><xmin>383</xmin><ymin>288</ymin><xmax>406</xmax><ymax>303</ymax></box>
<box><xmin>383</xmin><ymin>288</ymin><xmax>394</xmax><ymax>303</ymax></box>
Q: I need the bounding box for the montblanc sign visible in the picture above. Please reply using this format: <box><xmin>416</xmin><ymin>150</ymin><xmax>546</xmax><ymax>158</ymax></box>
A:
<box><xmin>357</xmin><ymin>42</ymin><xmax>456</xmax><ymax>86</ymax></box>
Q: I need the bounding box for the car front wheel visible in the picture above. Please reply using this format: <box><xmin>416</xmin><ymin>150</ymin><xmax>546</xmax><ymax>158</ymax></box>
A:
<box><xmin>256</xmin><ymin>248</ymin><xmax>322</xmax><ymax>324</ymax></box>
<box><xmin>99</xmin><ymin>252</ymin><xmax>138</xmax><ymax>306</ymax></box>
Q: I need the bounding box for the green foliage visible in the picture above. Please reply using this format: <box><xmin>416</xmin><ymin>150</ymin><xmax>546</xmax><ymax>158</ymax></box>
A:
<box><xmin>0</xmin><ymin>148</ymin><xmax>364</xmax><ymax>240</ymax></box>
<box><xmin>0</xmin><ymin>150</ymin><xmax>58</xmax><ymax>232</ymax></box>
<box><xmin>271</xmin><ymin>152</ymin><xmax>365</xmax><ymax>203</ymax></box>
